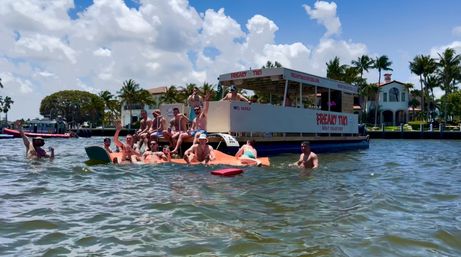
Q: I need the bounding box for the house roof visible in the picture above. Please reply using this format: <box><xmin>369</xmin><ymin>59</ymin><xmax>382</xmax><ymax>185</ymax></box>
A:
<box><xmin>377</xmin><ymin>80</ymin><xmax>409</xmax><ymax>88</ymax></box>
<box><xmin>147</xmin><ymin>86</ymin><xmax>168</xmax><ymax>95</ymax></box>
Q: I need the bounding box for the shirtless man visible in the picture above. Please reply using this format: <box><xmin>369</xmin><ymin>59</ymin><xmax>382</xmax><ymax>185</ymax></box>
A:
<box><xmin>172</xmin><ymin>93</ymin><xmax>210</xmax><ymax>153</ymax></box>
<box><xmin>295</xmin><ymin>141</ymin><xmax>319</xmax><ymax>169</ymax></box>
<box><xmin>150</xmin><ymin>109</ymin><xmax>170</xmax><ymax>141</ymax></box>
<box><xmin>169</xmin><ymin>107</ymin><xmax>189</xmax><ymax>147</ymax></box>
<box><xmin>187</xmin><ymin>87</ymin><xmax>203</xmax><ymax>121</ymax></box>
<box><xmin>136</xmin><ymin>109</ymin><xmax>151</xmax><ymax>150</ymax></box>
<box><xmin>16</xmin><ymin>120</ymin><xmax>54</xmax><ymax>159</ymax></box>
<box><xmin>114</xmin><ymin>120</ymin><xmax>142</xmax><ymax>164</ymax></box>
<box><xmin>221</xmin><ymin>85</ymin><xmax>251</xmax><ymax>103</ymax></box>
<box><xmin>183</xmin><ymin>134</ymin><xmax>215</xmax><ymax>165</ymax></box>
<box><xmin>143</xmin><ymin>140</ymin><xmax>171</xmax><ymax>164</ymax></box>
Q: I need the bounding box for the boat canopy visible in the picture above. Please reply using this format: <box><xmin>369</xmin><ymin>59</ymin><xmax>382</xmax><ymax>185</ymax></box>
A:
<box><xmin>218</xmin><ymin>67</ymin><xmax>358</xmax><ymax>95</ymax></box>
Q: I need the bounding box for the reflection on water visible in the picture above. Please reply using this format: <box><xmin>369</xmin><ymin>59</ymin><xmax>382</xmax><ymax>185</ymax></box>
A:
<box><xmin>1</xmin><ymin>138</ymin><xmax>461</xmax><ymax>256</ymax></box>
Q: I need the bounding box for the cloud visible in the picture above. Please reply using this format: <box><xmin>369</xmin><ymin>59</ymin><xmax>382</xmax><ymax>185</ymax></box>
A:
<box><xmin>0</xmin><ymin>0</ymin><xmax>371</xmax><ymax>120</ymax></box>
<box><xmin>429</xmin><ymin>41</ymin><xmax>461</xmax><ymax>57</ymax></box>
<box><xmin>303</xmin><ymin>1</ymin><xmax>341</xmax><ymax>37</ymax></box>
<box><xmin>452</xmin><ymin>26</ymin><xmax>461</xmax><ymax>37</ymax></box>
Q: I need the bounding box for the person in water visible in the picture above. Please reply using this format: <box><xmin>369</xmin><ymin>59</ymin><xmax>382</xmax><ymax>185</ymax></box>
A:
<box><xmin>220</xmin><ymin>85</ymin><xmax>251</xmax><ymax>103</ymax></box>
<box><xmin>114</xmin><ymin>120</ymin><xmax>143</xmax><ymax>164</ymax></box>
<box><xmin>103</xmin><ymin>137</ymin><xmax>113</xmax><ymax>153</ymax></box>
<box><xmin>183</xmin><ymin>134</ymin><xmax>215</xmax><ymax>165</ymax></box>
<box><xmin>143</xmin><ymin>140</ymin><xmax>171</xmax><ymax>164</ymax></box>
<box><xmin>295</xmin><ymin>141</ymin><xmax>319</xmax><ymax>169</ymax></box>
<box><xmin>235</xmin><ymin>139</ymin><xmax>261</xmax><ymax>166</ymax></box>
<box><xmin>15</xmin><ymin>120</ymin><xmax>54</xmax><ymax>159</ymax></box>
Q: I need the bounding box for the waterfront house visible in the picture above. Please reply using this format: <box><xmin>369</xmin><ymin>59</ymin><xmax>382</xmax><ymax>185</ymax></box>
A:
<box><xmin>377</xmin><ymin>74</ymin><xmax>410</xmax><ymax>125</ymax></box>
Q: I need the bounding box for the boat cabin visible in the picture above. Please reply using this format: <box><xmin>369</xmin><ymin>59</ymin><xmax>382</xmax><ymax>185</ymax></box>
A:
<box><xmin>22</xmin><ymin>118</ymin><xmax>67</xmax><ymax>134</ymax></box>
<box><xmin>204</xmin><ymin>67</ymin><xmax>359</xmax><ymax>137</ymax></box>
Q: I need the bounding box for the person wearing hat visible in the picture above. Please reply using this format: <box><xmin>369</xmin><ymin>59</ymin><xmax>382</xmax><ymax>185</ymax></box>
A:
<box><xmin>15</xmin><ymin>120</ymin><xmax>54</xmax><ymax>159</ymax></box>
<box><xmin>183</xmin><ymin>133</ymin><xmax>215</xmax><ymax>165</ymax></box>
<box><xmin>220</xmin><ymin>85</ymin><xmax>251</xmax><ymax>103</ymax></box>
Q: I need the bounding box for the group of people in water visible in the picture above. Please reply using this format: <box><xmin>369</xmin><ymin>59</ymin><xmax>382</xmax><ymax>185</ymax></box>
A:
<box><xmin>15</xmin><ymin>85</ymin><xmax>319</xmax><ymax>169</ymax></box>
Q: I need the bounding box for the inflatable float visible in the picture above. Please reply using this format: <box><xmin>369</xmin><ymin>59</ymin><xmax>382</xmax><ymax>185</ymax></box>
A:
<box><xmin>3</xmin><ymin>128</ymin><xmax>72</xmax><ymax>138</ymax></box>
<box><xmin>84</xmin><ymin>146</ymin><xmax>270</xmax><ymax>167</ymax></box>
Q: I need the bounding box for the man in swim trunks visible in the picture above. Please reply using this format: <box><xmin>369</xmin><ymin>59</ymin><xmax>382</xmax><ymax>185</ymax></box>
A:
<box><xmin>221</xmin><ymin>85</ymin><xmax>251</xmax><ymax>103</ymax></box>
<box><xmin>114</xmin><ymin>120</ymin><xmax>143</xmax><ymax>164</ymax></box>
<box><xmin>135</xmin><ymin>109</ymin><xmax>152</xmax><ymax>150</ymax></box>
<box><xmin>150</xmin><ymin>109</ymin><xmax>170</xmax><ymax>141</ymax></box>
<box><xmin>170</xmin><ymin>107</ymin><xmax>189</xmax><ymax>149</ymax></box>
<box><xmin>183</xmin><ymin>134</ymin><xmax>215</xmax><ymax>165</ymax></box>
<box><xmin>235</xmin><ymin>139</ymin><xmax>261</xmax><ymax>166</ymax></box>
<box><xmin>172</xmin><ymin>92</ymin><xmax>210</xmax><ymax>153</ymax></box>
<box><xmin>15</xmin><ymin>120</ymin><xmax>54</xmax><ymax>159</ymax></box>
<box><xmin>296</xmin><ymin>141</ymin><xmax>319</xmax><ymax>169</ymax></box>
<box><xmin>187</xmin><ymin>86</ymin><xmax>203</xmax><ymax>121</ymax></box>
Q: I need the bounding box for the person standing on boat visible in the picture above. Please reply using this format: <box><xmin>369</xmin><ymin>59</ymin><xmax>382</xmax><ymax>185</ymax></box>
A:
<box><xmin>235</xmin><ymin>139</ymin><xmax>261</xmax><ymax>166</ymax></box>
<box><xmin>220</xmin><ymin>85</ymin><xmax>251</xmax><ymax>103</ymax></box>
<box><xmin>295</xmin><ymin>141</ymin><xmax>319</xmax><ymax>169</ymax></box>
<box><xmin>187</xmin><ymin>86</ymin><xmax>203</xmax><ymax>121</ymax></box>
<box><xmin>183</xmin><ymin>134</ymin><xmax>215</xmax><ymax>165</ymax></box>
<box><xmin>15</xmin><ymin>120</ymin><xmax>54</xmax><ymax>159</ymax></box>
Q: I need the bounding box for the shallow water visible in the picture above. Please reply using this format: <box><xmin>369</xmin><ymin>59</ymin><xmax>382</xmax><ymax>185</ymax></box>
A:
<box><xmin>1</xmin><ymin>138</ymin><xmax>461</xmax><ymax>256</ymax></box>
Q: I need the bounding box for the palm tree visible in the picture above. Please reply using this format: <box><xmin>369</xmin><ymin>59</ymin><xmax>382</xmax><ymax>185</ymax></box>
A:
<box><xmin>200</xmin><ymin>82</ymin><xmax>216</xmax><ymax>99</ymax></box>
<box><xmin>437</xmin><ymin>48</ymin><xmax>461</xmax><ymax>121</ymax></box>
<box><xmin>0</xmin><ymin>78</ymin><xmax>3</xmax><ymax>88</ymax></box>
<box><xmin>409</xmin><ymin>55</ymin><xmax>436</xmax><ymax>119</ymax></box>
<box><xmin>360</xmin><ymin>83</ymin><xmax>379</xmax><ymax>124</ymax></box>
<box><xmin>160</xmin><ymin>85</ymin><xmax>180</xmax><ymax>104</ymax></box>
<box><xmin>326</xmin><ymin>57</ymin><xmax>348</xmax><ymax>81</ymax></box>
<box><xmin>118</xmin><ymin>79</ymin><xmax>141</xmax><ymax>129</ymax></box>
<box><xmin>2</xmin><ymin>96</ymin><xmax>14</xmax><ymax>123</ymax></box>
<box><xmin>351</xmin><ymin>55</ymin><xmax>375</xmax><ymax>79</ymax></box>
<box><xmin>373</xmin><ymin>55</ymin><xmax>393</xmax><ymax>127</ymax></box>
<box><xmin>262</xmin><ymin>61</ymin><xmax>282</xmax><ymax>69</ymax></box>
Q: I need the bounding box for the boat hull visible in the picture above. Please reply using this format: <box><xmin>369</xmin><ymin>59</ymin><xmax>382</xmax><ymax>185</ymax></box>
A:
<box><xmin>3</xmin><ymin>128</ymin><xmax>72</xmax><ymax>138</ymax></box>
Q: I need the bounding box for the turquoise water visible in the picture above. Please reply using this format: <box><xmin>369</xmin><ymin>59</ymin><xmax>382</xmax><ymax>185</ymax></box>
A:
<box><xmin>1</xmin><ymin>138</ymin><xmax>461</xmax><ymax>256</ymax></box>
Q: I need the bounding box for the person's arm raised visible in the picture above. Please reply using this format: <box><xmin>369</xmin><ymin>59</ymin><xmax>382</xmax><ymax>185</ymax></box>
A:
<box><xmin>113</xmin><ymin>120</ymin><xmax>124</xmax><ymax>148</ymax></box>
<box><xmin>16</xmin><ymin>120</ymin><xmax>30</xmax><ymax>149</ymax></box>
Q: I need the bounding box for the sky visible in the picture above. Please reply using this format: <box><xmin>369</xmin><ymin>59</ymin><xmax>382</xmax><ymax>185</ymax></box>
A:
<box><xmin>1</xmin><ymin>0</ymin><xmax>461</xmax><ymax>120</ymax></box>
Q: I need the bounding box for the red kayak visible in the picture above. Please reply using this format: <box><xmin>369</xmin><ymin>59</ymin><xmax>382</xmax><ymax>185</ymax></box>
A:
<box><xmin>3</xmin><ymin>128</ymin><xmax>72</xmax><ymax>138</ymax></box>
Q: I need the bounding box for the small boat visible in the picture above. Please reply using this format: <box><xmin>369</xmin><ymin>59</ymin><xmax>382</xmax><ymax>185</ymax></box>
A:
<box><xmin>3</xmin><ymin>128</ymin><xmax>72</xmax><ymax>138</ymax></box>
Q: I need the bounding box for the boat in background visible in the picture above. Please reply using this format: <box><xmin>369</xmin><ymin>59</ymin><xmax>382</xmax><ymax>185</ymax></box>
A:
<box><xmin>3</xmin><ymin>118</ymin><xmax>73</xmax><ymax>138</ymax></box>
<box><xmin>159</xmin><ymin>67</ymin><xmax>368</xmax><ymax>156</ymax></box>
<box><xmin>0</xmin><ymin>133</ymin><xmax>14</xmax><ymax>139</ymax></box>
<box><xmin>3</xmin><ymin>128</ymin><xmax>72</xmax><ymax>138</ymax></box>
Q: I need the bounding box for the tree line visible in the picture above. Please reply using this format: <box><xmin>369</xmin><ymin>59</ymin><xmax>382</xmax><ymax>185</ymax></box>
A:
<box><xmin>325</xmin><ymin>48</ymin><xmax>461</xmax><ymax>125</ymax></box>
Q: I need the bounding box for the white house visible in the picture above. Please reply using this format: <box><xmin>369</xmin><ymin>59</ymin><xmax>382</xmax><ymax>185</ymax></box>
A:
<box><xmin>121</xmin><ymin>86</ymin><xmax>167</xmax><ymax>126</ymax></box>
<box><xmin>377</xmin><ymin>73</ymin><xmax>409</xmax><ymax>125</ymax></box>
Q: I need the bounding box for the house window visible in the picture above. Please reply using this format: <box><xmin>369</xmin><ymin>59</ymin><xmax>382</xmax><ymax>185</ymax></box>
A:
<box><xmin>389</xmin><ymin>87</ymin><xmax>399</xmax><ymax>102</ymax></box>
<box><xmin>383</xmin><ymin>92</ymin><xmax>388</xmax><ymax>102</ymax></box>
<box><xmin>401</xmin><ymin>92</ymin><xmax>405</xmax><ymax>102</ymax></box>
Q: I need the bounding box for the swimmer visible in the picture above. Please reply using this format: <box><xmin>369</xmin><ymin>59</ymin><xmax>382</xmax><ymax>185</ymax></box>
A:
<box><xmin>15</xmin><ymin>120</ymin><xmax>54</xmax><ymax>159</ymax></box>
<box><xmin>183</xmin><ymin>134</ymin><xmax>215</xmax><ymax>165</ymax></box>
<box><xmin>235</xmin><ymin>139</ymin><xmax>261</xmax><ymax>166</ymax></box>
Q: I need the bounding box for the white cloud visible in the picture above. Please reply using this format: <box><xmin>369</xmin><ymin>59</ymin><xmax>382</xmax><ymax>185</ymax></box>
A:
<box><xmin>0</xmin><ymin>0</ymin><xmax>376</xmax><ymax>120</ymax></box>
<box><xmin>93</xmin><ymin>48</ymin><xmax>111</xmax><ymax>57</ymax></box>
<box><xmin>303</xmin><ymin>1</ymin><xmax>341</xmax><ymax>37</ymax></box>
<box><xmin>452</xmin><ymin>26</ymin><xmax>461</xmax><ymax>37</ymax></box>
<box><xmin>429</xmin><ymin>41</ymin><xmax>461</xmax><ymax>57</ymax></box>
